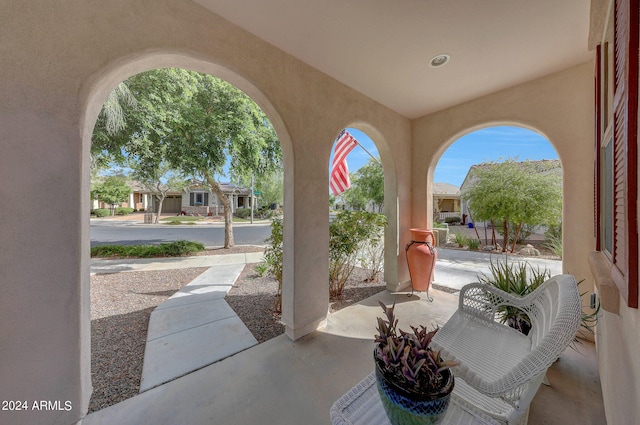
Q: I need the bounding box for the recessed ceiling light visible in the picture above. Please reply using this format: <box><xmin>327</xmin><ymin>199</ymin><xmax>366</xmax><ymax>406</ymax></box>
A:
<box><xmin>429</xmin><ymin>54</ymin><xmax>450</xmax><ymax>68</ymax></box>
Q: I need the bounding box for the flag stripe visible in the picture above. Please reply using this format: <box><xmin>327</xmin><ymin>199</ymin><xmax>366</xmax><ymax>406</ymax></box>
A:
<box><xmin>330</xmin><ymin>130</ymin><xmax>358</xmax><ymax>196</ymax></box>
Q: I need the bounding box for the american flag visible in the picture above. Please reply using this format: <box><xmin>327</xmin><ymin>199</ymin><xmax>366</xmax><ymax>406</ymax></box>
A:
<box><xmin>330</xmin><ymin>130</ymin><xmax>359</xmax><ymax>196</ymax></box>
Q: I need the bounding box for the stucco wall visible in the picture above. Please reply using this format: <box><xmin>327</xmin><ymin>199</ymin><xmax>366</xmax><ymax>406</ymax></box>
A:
<box><xmin>0</xmin><ymin>1</ymin><xmax>411</xmax><ymax>423</ymax></box>
<box><xmin>597</xmin><ymin>306</ymin><xmax>640</xmax><ymax>424</ymax></box>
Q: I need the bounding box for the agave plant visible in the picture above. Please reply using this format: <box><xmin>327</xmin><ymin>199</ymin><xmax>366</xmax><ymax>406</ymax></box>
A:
<box><xmin>374</xmin><ymin>302</ymin><xmax>458</xmax><ymax>395</ymax></box>
<box><xmin>477</xmin><ymin>259</ymin><xmax>550</xmax><ymax>334</ymax></box>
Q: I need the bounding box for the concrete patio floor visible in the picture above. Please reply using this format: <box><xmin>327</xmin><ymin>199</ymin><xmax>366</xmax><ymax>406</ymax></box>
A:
<box><xmin>83</xmin><ymin>285</ymin><xmax>606</xmax><ymax>425</ymax></box>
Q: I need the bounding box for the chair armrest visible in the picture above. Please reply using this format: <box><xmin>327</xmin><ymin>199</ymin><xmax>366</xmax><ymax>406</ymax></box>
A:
<box><xmin>458</xmin><ymin>279</ymin><xmax>563</xmax><ymax>323</ymax></box>
<box><xmin>458</xmin><ymin>283</ymin><xmax>535</xmax><ymax>323</ymax></box>
<box><xmin>451</xmin><ymin>276</ymin><xmax>581</xmax><ymax>404</ymax></box>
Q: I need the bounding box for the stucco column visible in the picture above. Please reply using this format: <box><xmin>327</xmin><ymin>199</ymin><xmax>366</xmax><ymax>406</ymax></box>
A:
<box><xmin>281</xmin><ymin>139</ymin><xmax>330</xmax><ymax>340</ymax></box>
<box><xmin>0</xmin><ymin>101</ymin><xmax>91</xmax><ymax>423</ymax></box>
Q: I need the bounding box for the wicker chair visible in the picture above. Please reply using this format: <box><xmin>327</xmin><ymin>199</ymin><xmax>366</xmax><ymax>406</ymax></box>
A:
<box><xmin>431</xmin><ymin>275</ymin><xmax>582</xmax><ymax>425</ymax></box>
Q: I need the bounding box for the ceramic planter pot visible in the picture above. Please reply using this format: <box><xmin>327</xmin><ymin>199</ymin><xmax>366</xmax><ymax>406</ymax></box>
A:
<box><xmin>374</xmin><ymin>360</ymin><xmax>454</xmax><ymax>425</ymax></box>
<box><xmin>406</xmin><ymin>229</ymin><xmax>438</xmax><ymax>293</ymax></box>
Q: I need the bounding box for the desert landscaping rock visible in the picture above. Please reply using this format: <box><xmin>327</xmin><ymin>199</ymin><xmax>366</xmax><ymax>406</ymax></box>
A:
<box><xmin>519</xmin><ymin>244</ymin><xmax>541</xmax><ymax>256</ymax></box>
<box><xmin>89</xmin><ymin>259</ymin><xmax>385</xmax><ymax>413</ymax></box>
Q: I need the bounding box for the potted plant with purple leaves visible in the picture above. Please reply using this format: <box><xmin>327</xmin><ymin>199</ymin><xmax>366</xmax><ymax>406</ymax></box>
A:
<box><xmin>374</xmin><ymin>302</ymin><xmax>458</xmax><ymax>425</ymax></box>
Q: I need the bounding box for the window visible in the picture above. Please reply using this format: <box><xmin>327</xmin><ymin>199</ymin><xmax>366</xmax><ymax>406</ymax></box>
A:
<box><xmin>594</xmin><ymin>0</ymin><xmax>639</xmax><ymax>308</ymax></box>
<box><xmin>189</xmin><ymin>192</ymin><xmax>209</xmax><ymax>206</ymax></box>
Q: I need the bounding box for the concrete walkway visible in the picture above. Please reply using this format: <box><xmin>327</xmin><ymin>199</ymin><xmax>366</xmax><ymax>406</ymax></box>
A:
<box><xmin>91</xmin><ymin>252</ymin><xmax>264</xmax><ymax>393</ymax></box>
<box><xmin>139</xmin><ymin>264</ymin><xmax>258</xmax><ymax>392</ymax></box>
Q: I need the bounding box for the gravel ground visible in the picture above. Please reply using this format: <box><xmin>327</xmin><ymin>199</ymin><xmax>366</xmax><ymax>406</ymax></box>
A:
<box><xmin>89</xmin><ymin>268</ymin><xmax>209</xmax><ymax>413</ymax></box>
<box><xmin>226</xmin><ymin>265</ymin><xmax>386</xmax><ymax>343</ymax></box>
<box><xmin>89</xmin><ymin>248</ymin><xmax>385</xmax><ymax>412</ymax></box>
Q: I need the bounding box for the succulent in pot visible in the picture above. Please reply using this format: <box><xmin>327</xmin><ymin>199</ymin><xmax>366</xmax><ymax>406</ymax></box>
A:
<box><xmin>374</xmin><ymin>301</ymin><xmax>458</xmax><ymax>425</ymax></box>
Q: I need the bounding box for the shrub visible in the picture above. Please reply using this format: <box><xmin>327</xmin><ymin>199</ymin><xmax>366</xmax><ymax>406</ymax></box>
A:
<box><xmin>90</xmin><ymin>240</ymin><xmax>205</xmax><ymax>258</ymax></box>
<box><xmin>477</xmin><ymin>260</ymin><xmax>550</xmax><ymax>334</ymax></box>
<box><xmin>93</xmin><ymin>208</ymin><xmax>110</xmax><ymax>217</ymax></box>
<box><xmin>254</xmin><ymin>262</ymin><xmax>269</xmax><ymax>277</ymax></box>
<box><xmin>258</xmin><ymin>209</ymin><xmax>274</xmax><ymax>219</ymax></box>
<box><xmin>234</xmin><ymin>208</ymin><xmax>251</xmax><ymax>219</ymax></box>
<box><xmin>90</xmin><ymin>245</ymin><xmax>124</xmax><ymax>257</ymax></box>
<box><xmin>165</xmin><ymin>219</ymin><xmax>196</xmax><ymax>225</ymax></box>
<box><xmin>329</xmin><ymin>211</ymin><xmax>387</xmax><ymax>298</ymax></box>
<box><xmin>257</xmin><ymin>211</ymin><xmax>387</xmax><ymax>303</ymax></box>
<box><xmin>452</xmin><ymin>231</ymin><xmax>469</xmax><ymax>248</ymax></box>
<box><xmin>358</xmin><ymin>215</ymin><xmax>387</xmax><ymax>283</ymax></box>
<box><xmin>91</xmin><ymin>244</ymin><xmax>158</xmax><ymax>258</ymax></box>
<box><xmin>259</xmin><ymin>217</ymin><xmax>283</xmax><ymax>312</ymax></box>
<box><xmin>115</xmin><ymin>207</ymin><xmax>135</xmax><ymax>215</ymax></box>
<box><xmin>545</xmin><ymin>223</ymin><xmax>562</xmax><ymax>240</ymax></box>
<box><xmin>127</xmin><ymin>245</ymin><xmax>162</xmax><ymax>257</ymax></box>
<box><xmin>444</xmin><ymin>216</ymin><xmax>462</xmax><ymax>225</ymax></box>
<box><xmin>468</xmin><ymin>238</ymin><xmax>480</xmax><ymax>250</ymax></box>
<box><xmin>160</xmin><ymin>240</ymin><xmax>205</xmax><ymax>256</ymax></box>
<box><xmin>543</xmin><ymin>235</ymin><xmax>562</xmax><ymax>258</ymax></box>
<box><xmin>543</xmin><ymin>224</ymin><xmax>562</xmax><ymax>258</ymax></box>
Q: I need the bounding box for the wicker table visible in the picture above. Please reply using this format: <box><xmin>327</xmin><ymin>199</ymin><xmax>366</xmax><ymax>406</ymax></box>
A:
<box><xmin>330</xmin><ymin>373</ymin><xmax>500</xmax><ymax>425</ymax></box>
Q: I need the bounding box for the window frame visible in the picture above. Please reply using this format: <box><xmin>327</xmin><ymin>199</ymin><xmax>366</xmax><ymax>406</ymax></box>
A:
<box><xmin>594</xmin><ymin>0</ymin><xmax>639</xmax><ymax>309</ymax></box>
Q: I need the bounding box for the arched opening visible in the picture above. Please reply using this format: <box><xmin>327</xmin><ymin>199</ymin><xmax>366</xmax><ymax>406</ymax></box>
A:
<box><xmin>326</xmin><ymin>123</ymin><xmax>401</xmax><ymax>294</ymax></box>
<box><xmin>82</xmin><ymin>56</ymin><xmax>292</xmax><ymax>412</ymax></box>
<box><xmin>430</xmin><ymin>124</ymin><xmax>563</xmax><ymax>290</ymax></box>
<box><xmin>327</xmin><ymin>128</ymin><xmax>386</xmax><ymax>307</ymax></box>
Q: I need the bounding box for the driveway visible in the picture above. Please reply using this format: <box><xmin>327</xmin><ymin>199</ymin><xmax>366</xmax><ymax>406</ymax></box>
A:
<box><xmin>434</xmin><ymin>247</ymin><xmax>563</xmax><ymax>291</ymax></box>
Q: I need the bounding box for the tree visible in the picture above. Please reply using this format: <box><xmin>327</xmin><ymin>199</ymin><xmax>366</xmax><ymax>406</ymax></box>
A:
<box><xmin>234</xmin><ymin>169</ymin><xmax>283</xmax><ymax>209</ymax></box>
<box><xmin>92</xmin><ymin>176</ymin><xmax>131</xmax><ymax>215</ymax></box>
<box><xmin>130</xmin><ymin>160</ymin><xmax>188</xmax><ymax>223</ymax></box>
<box><xmin>91</xmin><ymin>81</ymin><xmax>137</xmax><ymax>171</ymax></box>
<box><xmin>342</xmin><ymin>158</ymin><xmax>384</xmax><ymax>211</ymax></box>
<box><xmin>461</xmin><ymin>159</ymin><xmax>562</xmax><ymax>252</ymax></box>
<box><xmin>161</xmin><ymin>70</ymin><xmax>281</xmax><ymax>247</ymax></box>
<box><xmin>92</xmin><ymin>68</ymin><xmax>282</xmax><ymax>247</ymax></box>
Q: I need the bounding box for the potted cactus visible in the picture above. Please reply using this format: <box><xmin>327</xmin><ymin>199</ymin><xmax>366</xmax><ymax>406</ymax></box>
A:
<box><xmin>374</xmin><ymin>302</ymin><xmax>458</xmax><ymax>425</ymax></box>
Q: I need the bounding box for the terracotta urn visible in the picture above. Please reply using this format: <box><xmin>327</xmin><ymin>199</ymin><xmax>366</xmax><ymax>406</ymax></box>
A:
<box><xmin>406</xmin><ymin>228</ymin><xmax>438</xmax><ymax>293</ymax></box>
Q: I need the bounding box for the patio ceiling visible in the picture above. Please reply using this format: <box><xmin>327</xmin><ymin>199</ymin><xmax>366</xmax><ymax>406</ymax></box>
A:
<box><xmin>194</xmin><ymin>0</ymin><xmax>593</xmax><ymax>119</ymax></box>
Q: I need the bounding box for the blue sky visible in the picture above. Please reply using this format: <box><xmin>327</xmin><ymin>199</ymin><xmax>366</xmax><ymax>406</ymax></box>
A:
<box><xmin>335</xmin><ymin>126</ymin><xmax>558</xmax><ymax>188</ymax></box>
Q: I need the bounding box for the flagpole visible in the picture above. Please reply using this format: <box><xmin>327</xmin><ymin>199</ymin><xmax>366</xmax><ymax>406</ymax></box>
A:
<box><xmin>352</xmin><ymin>138</ymin><xmax>382</xmax><ymax>166</ymax></box>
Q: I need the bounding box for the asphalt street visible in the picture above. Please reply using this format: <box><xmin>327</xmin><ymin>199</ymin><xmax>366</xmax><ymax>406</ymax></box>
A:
<box><xmin>90</xmin><ymin>220</ymin><xmax>272</xmax><ymax>247</ymax></box>
<box><xmin>91</xmin><ymin>219</ymin><xmax>563</xmax><ymax>291</ymax></box>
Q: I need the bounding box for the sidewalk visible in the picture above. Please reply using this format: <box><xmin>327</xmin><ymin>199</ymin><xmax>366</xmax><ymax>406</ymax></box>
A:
<box><xmin>90</xmin><ymin>251</ymin><xmax>264</xmax><ymax>274</ymax></box>
<box><xmin>139</xmin><ymin>263</ymin><xmax>258</xmax><ymax>392</ymax></box>
<box><xmin>91</xmin><ymin>252</ymin><xmax>264</xmax><ymax>392</ymax></box>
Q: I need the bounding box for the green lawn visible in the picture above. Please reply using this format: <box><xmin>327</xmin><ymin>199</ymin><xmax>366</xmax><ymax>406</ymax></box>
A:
<box><xmin>160</xmin><ymin>216</ymin><xmax>201</xmax><ymax>224</ymax></box>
